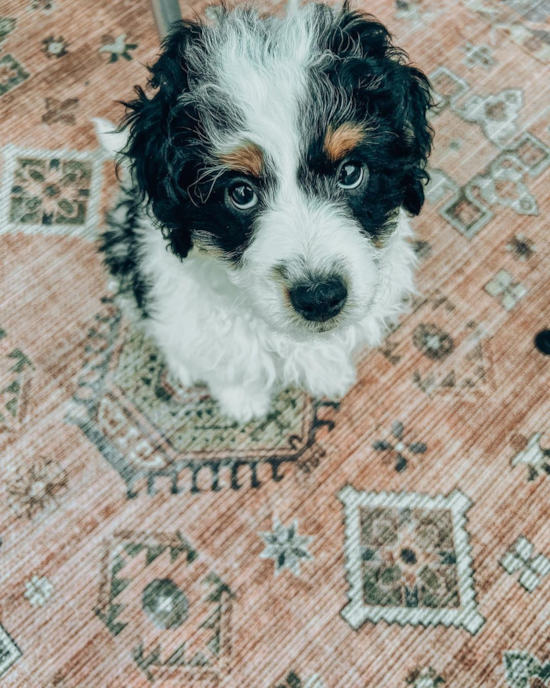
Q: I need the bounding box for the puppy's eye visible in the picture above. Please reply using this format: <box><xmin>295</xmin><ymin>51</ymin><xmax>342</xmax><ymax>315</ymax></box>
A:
<box><xmin>337</xmin><ymin>161</ymin><xmax>366</xmax><ymax>190</ymax></box>
<box><xmin>228</xmin><ymin>183</ymin><xmax>258</xmax><ymax>210</ymax></box>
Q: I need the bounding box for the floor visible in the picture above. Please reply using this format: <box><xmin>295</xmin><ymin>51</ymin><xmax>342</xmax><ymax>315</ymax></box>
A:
<box><xmin>0</xmin><ymin>0</ymin><xmax>549</xmax><ymax>686</ymax></box>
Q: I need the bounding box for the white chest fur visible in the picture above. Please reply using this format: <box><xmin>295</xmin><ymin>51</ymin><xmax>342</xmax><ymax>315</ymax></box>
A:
<box><xmin>130</xmin><ymin>211</ymin><xmax>416</xmax><ymax>422</ymax></box>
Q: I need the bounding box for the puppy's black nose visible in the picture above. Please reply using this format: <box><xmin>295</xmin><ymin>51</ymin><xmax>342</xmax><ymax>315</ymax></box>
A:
<box><xmin>289</xmin><ymin>276</ymin><xmax>347</xmax><ymax>322</ymax></box>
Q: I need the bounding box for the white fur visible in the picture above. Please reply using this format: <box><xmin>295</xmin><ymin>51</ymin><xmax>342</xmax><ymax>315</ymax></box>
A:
<box><xmin>107</xmin><ymin>199</ymin><xmax>415</xmax><ymax>422</ymax></box>
<box><xmin>92</xmin><ymin>118</ymin><xmax>127</xmax><ymax>158</ymax></box>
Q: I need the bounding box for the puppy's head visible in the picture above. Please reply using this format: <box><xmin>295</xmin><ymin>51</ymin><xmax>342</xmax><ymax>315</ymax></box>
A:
<box><xmin>122</xmin><ymin>4</ymin><xmax>433</xmax><ymax>336</ymax></box>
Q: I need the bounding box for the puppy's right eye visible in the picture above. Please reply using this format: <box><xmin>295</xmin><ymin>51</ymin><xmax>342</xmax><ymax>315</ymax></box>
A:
<box><xmin>227</xmin><ymin>183</ymin><xmax>258</xmax><ymax>210</ymax></box>
<box><xmin>337</xmin><ymin>161</ymin><xmax>366</xmax><ymax>190</ymax></box>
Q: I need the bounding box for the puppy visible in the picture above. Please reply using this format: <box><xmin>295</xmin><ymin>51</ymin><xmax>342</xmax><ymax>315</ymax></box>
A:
<box><xmin>95</xmin><ymin>2</ymin><xmax>433</xmax><ymax>422</ymax></box>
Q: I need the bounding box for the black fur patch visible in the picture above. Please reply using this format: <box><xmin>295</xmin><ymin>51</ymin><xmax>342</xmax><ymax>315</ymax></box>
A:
<box><xmin>116</xmin><ymin>7</ymin><xmax>433</xmax><ymax>264</ymax></box>
<box><xmin>298</xmin><ymin>7</ymin><xmax>434</xmax><ymax>241</ymax></box>
<box><xmin>120</xmin><ymin>21</ymin><xmax>250</xmax><ymax>263</ymax></box>
<box><xmin>184</xmin><ymin>169</ymin><xmax>275</xmax><ymax>263</ymax></box>
<box><xmin>100</xmin><ymin>185</ymin><xmax>151</xmax><ymax>317</ymax></box>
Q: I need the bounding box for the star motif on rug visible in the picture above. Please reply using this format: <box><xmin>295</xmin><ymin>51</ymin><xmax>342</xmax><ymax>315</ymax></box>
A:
<box><xmin>259</xmin><ymin>518</ymin><xmax>313</xmax><ymax>576</ymax></box>
<box><xmin>99</xmin><ymin>34</ymin><xmax>137</xmax><ymax>62</ymax></box>
<box><xmin>6</xmin><ymin>457</ymin><xmax>68</xmax><ymax>519</ymax></box>
<box><xmin>506</xmin><ymin>233</ymin><xmax>536</xmax><ymax>262</ymax></box>
<box><xmin>42</xmin><ymin>36</ymin><xmax>68</xmax><ymax>58</ymax></box>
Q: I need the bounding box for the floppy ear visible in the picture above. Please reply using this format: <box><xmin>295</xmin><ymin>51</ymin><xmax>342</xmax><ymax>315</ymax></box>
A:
<box><xmin>121</xmin><ymin>21</ymin><xmax>204</xmax><ymax>258</ymax></box>
<box><xmin>395</xmin><ymin>64</ymin><xmax>434</xmax><ymax>216</ymax></box>
<box><xmin>325</xmin><ymin>10</ymin><xmax>434</xmax><ymax>216</ymax></box>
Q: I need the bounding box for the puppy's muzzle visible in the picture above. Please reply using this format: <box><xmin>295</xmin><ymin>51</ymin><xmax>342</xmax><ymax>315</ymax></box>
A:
<box><xmin>289</xmin><ymin>275</ymin><xmax>347</xmax><ymax>322</ymax></box>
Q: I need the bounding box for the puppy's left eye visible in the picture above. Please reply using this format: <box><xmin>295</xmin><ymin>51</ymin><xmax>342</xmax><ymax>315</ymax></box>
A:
<box><xmin>227</xmin><ymin>183</ymin><xmax>258</xmax><ymax>210</ymax></box>
<box><xmin>337</xmin><ymin>161</ymin><xmax>366</xmax><ymax>190</ymax></box>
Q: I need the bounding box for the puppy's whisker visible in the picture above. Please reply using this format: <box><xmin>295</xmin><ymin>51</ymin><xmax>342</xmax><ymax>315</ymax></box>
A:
<box><xmin>228</xmin><ymin>284</ymin><xmax>257</xmax><ymax>313</ymax></box>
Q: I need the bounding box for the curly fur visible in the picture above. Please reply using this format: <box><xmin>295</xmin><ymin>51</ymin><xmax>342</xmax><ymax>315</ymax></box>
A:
<box><xmin>96</xmin><ymin>2</ymin><xmax>434</xmax><ymax>422</ymax></box>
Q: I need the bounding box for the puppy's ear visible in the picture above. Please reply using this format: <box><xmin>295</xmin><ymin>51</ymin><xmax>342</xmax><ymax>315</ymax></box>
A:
<box><xmin>121</xmin><ymin>21</ymin><xmax>204</xmax><ymax>258</ymax></box>
<box><xmin>394</xmin><ymin>64</ymin><xmax>434</xmax><ymax>216</ymax></box>
<box><xmin>326</xmin><ymin>11</ymin><xmax>434</xmax><ymax>216</ymax></box>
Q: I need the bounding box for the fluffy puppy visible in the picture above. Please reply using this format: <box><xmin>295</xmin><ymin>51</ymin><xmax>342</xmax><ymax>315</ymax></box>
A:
<box><xmin>96</xmin><ymin>2</ymin><xmax>433</xmax><ymax>422</ymax></box>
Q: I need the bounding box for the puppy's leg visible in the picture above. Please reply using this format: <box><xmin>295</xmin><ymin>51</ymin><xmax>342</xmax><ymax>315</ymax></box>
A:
<box><xmin>201</xmin><ymin>316</ymin><xmax>275</xmax><ymax>422</ymax></box>
<box><xmin>151</xmin><ymin>314</ymin><xmax>274</xmax><ymax>423</ymax></box>
<box><xmin>284</xmin><ymin>343</ymin><xmax>357</xmax><ymax>401</ymax></box>
<box><xmin>209</xmin><ymin>381</ymin><xmax>272</xmax><ymax>424</ymax></box>
<box><xmin>203</xmin><ymin>326</ymin><xmax>274</xmax><ymax>423</ymax></box>
<box><xmin>163</xmin><ymin>344</ymin><xmax>273</xmax><ymax>422</ymax></box>
<box><xmin>164</xmin><ymin>352</ymin><xmax>196</xmax><ymax>389</ymax></box>
<box><xmin>303</xmin><ymin>360</ymin><xmax>357</xmax><ymax>401</ymax></box>
<box><xmin>147</xmin><ymin>327</ymin><xmax>196</xmax><ymax>390</ymax></box>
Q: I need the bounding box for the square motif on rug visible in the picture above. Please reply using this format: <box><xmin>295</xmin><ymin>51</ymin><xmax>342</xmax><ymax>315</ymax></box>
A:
<box><xmin>0</xmin><ymin>144</ymin><xmax>104</xmax><ymax>239</ymax></box>
<box><xmin>338</xmin><ymin>486</ymin><xmax>484</xmax><ymax>634</ymax></box>
<box><xmin>0</xmin><ymin>624</ymin><xmax>21</xmax><ymax>678</ymax></box>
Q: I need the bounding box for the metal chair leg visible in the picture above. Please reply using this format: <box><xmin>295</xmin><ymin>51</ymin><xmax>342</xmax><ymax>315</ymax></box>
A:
<box><xmin>150</xmin><ymin>0</ymin><xmax>182</xmax><ymax>40</ymax></box>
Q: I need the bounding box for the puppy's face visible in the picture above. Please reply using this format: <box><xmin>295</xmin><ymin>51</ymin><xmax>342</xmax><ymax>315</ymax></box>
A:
<box><xmin>124</xmin><ymin>6</ymin><xmax>433</xmax><ymax>337</ymax></box>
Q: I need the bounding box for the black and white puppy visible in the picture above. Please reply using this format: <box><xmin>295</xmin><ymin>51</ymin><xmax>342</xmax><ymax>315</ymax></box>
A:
<box><xmin>95</xmin><ymin>2</ymin><xmax>433</xmax><ymax>422</ymax></box>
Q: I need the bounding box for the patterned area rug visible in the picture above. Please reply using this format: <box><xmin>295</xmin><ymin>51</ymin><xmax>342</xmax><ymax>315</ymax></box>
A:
<box><xmin>1</xmin><ymin>0</ymin><xmax>549</xmax><ymax>686</ymax></box>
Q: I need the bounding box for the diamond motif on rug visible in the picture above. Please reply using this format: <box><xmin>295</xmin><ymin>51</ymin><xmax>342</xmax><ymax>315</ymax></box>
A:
<box><xmin>454</xmin><ymin>89</ymin><xmax>523</xmax><ymax>148</ymax></box>
<box><xmin>464</xmin><ymin>0</ymin><xmax>550</xmax><ymax>63</ymax></box>
<box><xmin>427</xmin><ymin>131</ymin><xmax>549</xmax><ymax>239</ymax></box>
<box><xmin>471</xmin><ymin>156</ymin><xmax>538</xmax><ymax>216</ymax></box>
<box><xmin>338</xmin><ymin>486</ymin><xmax>484</xmax><ymax>634</ymax></box>
<box><xmin>429</xmin><ymin>66</ymin><xmax>470</xmax><ymax>110</ymax></box>
<box><xmin>68</xmin><ymin>298</ymin><xmax>337</xmax><ymax>496</ymax></box>
<box><xmin>461</xmin><ymin>41</ymin><xmax>495</xmax><ymax>70</ymax></box>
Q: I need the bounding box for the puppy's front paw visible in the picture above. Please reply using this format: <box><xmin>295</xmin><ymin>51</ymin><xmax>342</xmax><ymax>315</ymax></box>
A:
<box><xmin>308</xmin><ymin>365</ymin><xmax>357</xmax><ymax>401</ymax></box>
<box><xmin>216</xmin><ymin>386</ymin><xmax>271</xmax><ymax>423</ymax></box>
<box><xmin>166</xmin><ymin>360</ymin><xmax>195</xmax><ymax>389</ymax></box>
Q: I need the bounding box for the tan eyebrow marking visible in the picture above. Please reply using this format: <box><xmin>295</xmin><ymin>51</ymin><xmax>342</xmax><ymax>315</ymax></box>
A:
<box><xmin>324</xmin><ymin>123</ymin><xmax>365</xmax><ymax>163</ymax></box>
<box><xmin>219</xmin><ymin>142</ymin><xmax>264</xmax><ymax>177</ymax></box>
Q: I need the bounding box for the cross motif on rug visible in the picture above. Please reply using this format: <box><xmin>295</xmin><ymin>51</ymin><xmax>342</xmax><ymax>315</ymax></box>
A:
<box><xmin>500</xmin><ymin>536</ymin><xmax>550</xmax><ymax>592</ymax></box>
<box><xmin>484</xmin><ymin>270</ymin><xmax>527</xmax><ymax>311</ymax></box>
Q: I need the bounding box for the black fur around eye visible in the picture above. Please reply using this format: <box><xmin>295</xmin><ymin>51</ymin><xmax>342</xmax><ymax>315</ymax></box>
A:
<box><xmin>337</xmin><ymin>161</ymin><xmax>367</xmax><ymax>190</ymax></box>
<box><xmin>227</xmin><ymin>183</ymin><xmax>258</xmax><ymax>210</ymax></box>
